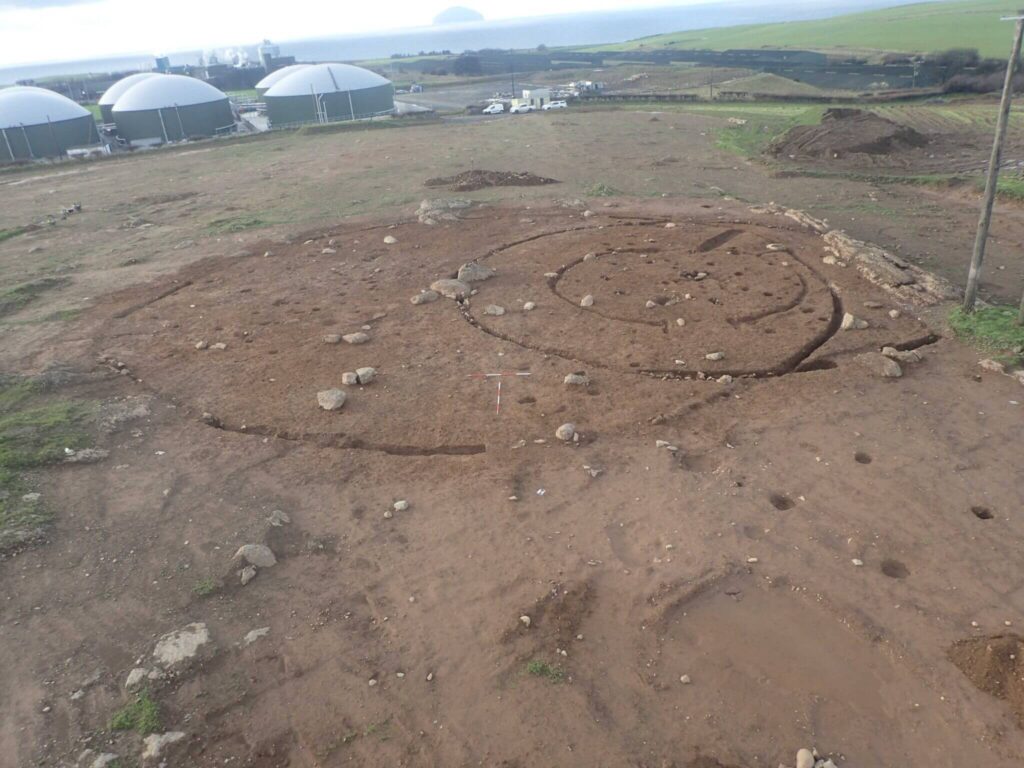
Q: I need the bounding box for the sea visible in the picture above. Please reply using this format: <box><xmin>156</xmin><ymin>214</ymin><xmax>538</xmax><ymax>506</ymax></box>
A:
<box><xmin>0</xmin><ymin>0</ymin><xmax>914</xmax><ymax>85</ymax></box>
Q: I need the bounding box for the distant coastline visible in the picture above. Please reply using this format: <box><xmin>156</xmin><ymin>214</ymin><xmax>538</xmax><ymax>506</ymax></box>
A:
<box><xmin>0</xmin><ymin>0</ymin><xmax>911</xmax><ymax>85</ymax></box>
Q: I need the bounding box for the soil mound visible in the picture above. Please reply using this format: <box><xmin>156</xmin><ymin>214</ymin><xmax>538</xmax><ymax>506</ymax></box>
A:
<box><xmin>770</xmin><ymin>108</ymin><xmax>928</xmax><ymax>159</ymax></box>
<box><xmin>424</xmin><ymin>169</ymin><xmax>560</xmax><ymax>192</ymax></box>
<box><xmin>949</xmin><ymin>634</ymin><xmax>1024</xmax><ymax>724</ymax></box>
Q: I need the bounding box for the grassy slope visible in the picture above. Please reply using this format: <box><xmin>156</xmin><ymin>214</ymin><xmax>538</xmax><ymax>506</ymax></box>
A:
<box><xmin>593</xmin><ymin>1</ymin><xmax>1016</xmax><ymax>59</ymax></box>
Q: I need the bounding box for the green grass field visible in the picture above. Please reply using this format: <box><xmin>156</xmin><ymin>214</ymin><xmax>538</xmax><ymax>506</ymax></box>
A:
<box><xmin>593</xmin><ymin>1</ymin><xmax>1018</xmax><ymax>59</ymax></box>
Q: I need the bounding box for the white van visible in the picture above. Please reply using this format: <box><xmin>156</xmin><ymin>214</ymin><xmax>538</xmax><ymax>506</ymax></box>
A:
<box><xmin>482</xmin><ymin>103</ymin><xmax>505</xmax><ymax>115</ymax></box>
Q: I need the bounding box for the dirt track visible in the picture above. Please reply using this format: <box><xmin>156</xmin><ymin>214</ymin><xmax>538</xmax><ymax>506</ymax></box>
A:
<box><xmin>2</xmin><ymin>108</ymin><xmax>1024</xmax><ymax>768</ymax></box>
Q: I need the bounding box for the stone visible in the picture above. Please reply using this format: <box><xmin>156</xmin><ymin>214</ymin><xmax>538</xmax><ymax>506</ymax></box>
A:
<box><xmin>857</xmin><ymin>352</ymin><xmax>902</xmax><ymax>378</ymax></box>
<box><xmin>679</xmin><ymin>674</ymin><xmax>691</xmax><ymax>684</ymax></box>
<box><xmin>645</xmin><ymin>300</ymin><xmax>657</xmax><ymax>309</ymax></box>
<box><xmin>979</xmin><ymin>358</ymin><xmax>1005</xmax><ymax>374</ymax></box>
<box><xmin>152</xmin><ymin>623</ymin><xmax>209</xmax><ymax>669</ymax></box>
<box><xmin>523</xmin><ymin>301</ymin><xmax>536</xmax><ymax>311</ymax></box>
<box><xmin>243</xmin><ymin>627</ymin><xmax>270</xmax><ymax>646</ymax></box>
<box><xmin>318</xmin><ymin>389</ymin><xmax>347</xmax><ymax>410</ymax></box>
<box><xmin>564</xmin><ymin>372</ymin><xmax>589</xmax><ymax>386</ymax></box>
<box><xmin>796</xmin><ymin>748</ymin><xmax>815</xmax><ymax>768</ymax></box>
<box><xmin>355</xmin><ymin>367</ymin><xmax>377</xmax><ymax>384</ymax></box>
<box><xmin>431</xmin><ymin>279</ymin><xmax>471</xmax><ymax>299</ymax></box>
<box><xmin>322</xmin><ymin>334</ymin><xmax>342</xmax><ymax>344</ymax></box>
<box><xmin>267</xmin><ymin>511</ymin><xmax>290</xmax><ymax>529</ymax></box>
<box><xmin>240</xmin><ymin>565</ymin><xmax>257</xmax><ymax>585</ymax></box>
<box><xmin>520</xmin><ymin>615</ymin><xmax>531</xmax><ymax>628</ymax></box>
<box><xmin>840</xmin><ymin>312</ymin><xmax>869</xmax><ymax>331</ymax></box>
<box><xmin>64</xmin><ymin>448</ymin><xmax>110</xmax><ymax>464</ymax></box>
<box><xmin>383</xmin><ymin>235</ymin><xmax>398</xmax><ymax>244</ymax></box>
<box><xmin>717</xmin><ymin>375</ymin><xmax>733</xmax><ymax>384</ymax></box>
<box><xmin>556</xmin><ymin>423</ymin><xmax>576</xmax><ymax>442</ymax></box>
<box><xmin>863</xmin><ymin>300</ymin><xmax>884</xmax><ymax>309</ymax></box>
<box><xmin>675</xmin><ymin>318</ymin><xmax>685</xmax><ymax>327</ymax></box>
<box><xmin>321</xmin><ymin>247</ymin><xmax>337</xmax><ymax>254</ymax></box>
<box><xmin>665</xmin><ymin>222</ymin><xmax>676</xmax><ymax>228</ymax></box>
<box><xmin>583</xmin><ymin>210</ymin><xmax>594</xmax><ymax>218</ymax></box>
<box><xmin>888</xmin><ymin>309</ymin><xmax>901</xmax><ymax>319</ymax></box>
<box><xmin>411</xmin><ymin>290</ymin><xmax>439</xmax><ymax>305</ymax></box>
<box><xmin>91</xmin><ymin>754</ymin><xmax>120</xmax><ymax>768</ymax></box>
<box><xmin>234</xmin><ymin>543</ymin><xmax>277</xmax><ymax>568</ymax></box>
<box><xmin>194</xmin><ymin>340</ymin><xmax>208</xmax><ymax>350</ymax></box>
<box><xmin>484</xmin><ymin>304</ymin><xmax>506</xmax><ymax>316</ymax></box>
<box><xmin>342</xmin><ymin>372</ymin><xmax>359</xmax><ymax>385</ymax></box>
<box><xmin>142</xmin><ymin>732</ymin><xmax>185</xmax><ymax>761</ymax></box>
<box><xmin>393</xmin><ymin>500</ymin><xmax>409</xmax><ymax>512</ymax></box>
<box><xmin>343</xmin><ymin>332</ymin><xmax>369</xmax><ymax>344</ymax></box>
<box><xmin>125</xmin><ymin>667</ymin><xmax>148</xmax><ymax>690</ymax></box>
<box><xmin>580</xmin><ymin>294</ymin><xmax>594</xmax><ymax>307</ymax></box>
<box><xmin>457</xmin><ymin>262</ymin><xmax>496</xmax><ymax>283</ymax></box>
<box><xmin>882</xmin><ymin>346</ymin><xmax>922</xmax><ymax>364</ymax></box>
<box><xmin>210</xmin><ymin>342</ymin><xmax>227</xmax><ymax>350</ymax></box>
<box><xmin>705</xmin><ymin>351</ymin><xmax>724</xmax><ymax>361</ymax></box>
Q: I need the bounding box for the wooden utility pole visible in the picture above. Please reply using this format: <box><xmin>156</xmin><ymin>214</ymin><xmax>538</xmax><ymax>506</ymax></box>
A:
<box><xmin>963</xmin><ymin>12</ymin><xmax>1024</xmax><ymax>312</ymax></box>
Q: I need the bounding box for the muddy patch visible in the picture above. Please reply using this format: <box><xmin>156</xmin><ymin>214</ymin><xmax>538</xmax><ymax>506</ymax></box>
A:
<box><xmin>949</xmin><ymin>634</ymin><xmax>1024</xmax><ymax>725</ymax></box>
<box><xmin>424</xmin><ymin>169</ymin><xmax>560</xmax><ymax>192</ymax></box>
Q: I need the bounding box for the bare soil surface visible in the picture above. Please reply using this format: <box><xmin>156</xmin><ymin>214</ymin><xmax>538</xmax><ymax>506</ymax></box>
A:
<box><xmin>949</xmin><ymin>635</ymin><xmax>1024</xmax><ymax>726</ymax></box>
<box><xmin>1</xmin><ymin>109</ymin><xmax>1024</xmax><ymax>768</ymax></box>
<box><xmin>770</xmin><ymin>108</ymin><xmax>929</xmax><ymax>163</ymax></box>
<box><xmin>424</xmin><ymin>169</ymin><xmax>560</xmax><ymax>192</ymax></box>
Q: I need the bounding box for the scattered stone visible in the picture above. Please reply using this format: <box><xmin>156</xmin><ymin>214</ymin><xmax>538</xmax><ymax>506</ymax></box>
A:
<box><xmin>795</xmin><ymin>749</ymin><xmax>815</xmax><ymax>768</ymax></box>
<box><xmin>321</xmin><ymin>247</ymin><xmax>337</xmax><ymax>254</ymax></box>
<box><xmin>194</xmin><ymin>340</ymin><xmax>208</xmax><ymax>350</ymax></box>
<box><xmin>679</xmin><ymin>674</ymin><xmax>692</xmax><ymax>685</ymax></box>
<box><xmin>91</xmin><ymin>754</ymin><xmax>120</xmax><ymax>768</ymax></box>
<box><xmin>393</xmin><ymin>500</ymin><xmax>410</xmax><ymax>512</ymax></box>
<box><xmin>564</xmin><ymin>372</ymin><xmax>590</xmax><ymax>386</ymax></box>
<box><xmin>840</xmin><ymin>312</ymin><xmax>869</xmax><ymax>330</ymax></box>
<box><xmin>342</xmin><ymin>372</ymin><xmax>359</xmax><ymax>385</ymax></box>
<box><xmin>656</xmin><ymin>440</ymin><xmax>670</xmax><ymax>448</ymax></box>
<box><xmin>457</xmin><ymin>262</ymin><xmax>496</xmax><ymax>282</ymax></box>
<box><xmin>675</xmin><ymin>318</ymin><xmax>685</xmax><ymax>327</ymax></box>
<box><xmin>210</xmin><ymin>342</ymin><xmax>227</xmax><ymax>350</ymax></box>
<box><xmin>383</xmin><ymin>235</ymin><xmax>398</xmax><ymax>244</ymax></box>
<box><xmin>645</xmin><ymin>300</ymin><xmax>658</xmax><ymax>309</ymax></box>
<box><xmin>125</xmin><ymin>667</ymin><xmax>148</xmax><ymax>690</ymax></box>
<box><xmin>484</xmin><ymin>304</ymin><xmax>506</xmax><ymax>316</ymax></box>
<box><xmin>852</xmin><ymin>558</ymin><xmax>864</xmax><ymax>567</ymax></box>
<box><xmin>343</xmin><ymin>332</ymin><xmax>370</xmax><ymax>344</ymax></box>
<box><xmin>141</xmin><ymin>732</ymin><xmax>185</xmax><ymax>761</ymax></box>
<box><xmin>888</xmin><ymin>309</ymin><xmax>901</xmax><ymax>319</ymax></box>
<box><xmin>234</xmin><ymin>543</ymin><xmax>277</xmax><ymax>568</ymax></box>
<box><xmin>556</xmin><ymin>423</ymin><xmax>576</xmax><ymax>442</ymax></box>
<box><xmin>70</xmin><ymin>689</ymin><xmax>85</xmax><ymax>701</ymax></box>
<box><xmin>863</xmin><ymin>300</ymin><xmax>884</xmax><ymax>309</ymax></box>
<box><xmin>239</xmin><ymin>565</ymin><xmax>257</xmax><ymax>585</ymax></box>
<box><xmin>356</xmin><ymin>367</ymin><xmax>377</xmax><ymax>384</ymax></box>
<box><xmin>411</xmin><ymin>290</ymin><xmax>439</xmax><ymax>305</ymax></box>
<box><xmin>580</xmin><ymin>294</ymin><xmax>595</xmax><ymax>307</ymax></box>
<box><xmin>152</xmin><ymin>623</ymin><xmax>209</xmax><ymax>669</ymax></box>
<box><xmin>979</xmin><ymin>359</ymin><xmax>1005</xmax><ymax>374</ymax></box>
<box><xmin>717</xmin><ymin>375</ymin><xmax>734</xmax><ymax>385</ymax></box>
<box><xmin>882</xmin><ymin>346</ymin><xmax>922</xmax><ymax>364</ymax></box>
<box><xmin>431</xmin><ymin>278</ymin><xmax>471</xmax><ymax>299</ymax></box>
<box><xmin>243</xmin><ymin>627</ymin><xmax>270</xmax><ymax>646</ymax></box>
<box><xmin>383</xmin><ymin>509</ymin><xmax>393</xmax><ymax>519</ymax></box>
<box><xmin>317</xmin><ymin>389</ymin><xmax>347</xmax><ymax>411</ymax></box>
<box><xmin>705</xmin><ymin>351</ymin><xmax>724</xmax><ymax>361</ymax></box>
<box><xmin>857</xmin><ymin>352</ymin><xmax>902</xmax><ymax>378</ymax></box>
<box><xmin>665</xmin><ymin>222</ymin><xmax>676</xmax><ymax>228</ymax></box>
<box><xmin>322</xmin><ymin>334</ymin><xmax>342</xmax><ymax>344</ymax></box>
<box><xmin>64</xmin><ymin>448</ymin><xmax>110</xmax><ymax>464</ymax></box>
<box><xmin>520</xmin><ymin>615</ymin><xmax>531</xmax><ymax>628</ymax></box>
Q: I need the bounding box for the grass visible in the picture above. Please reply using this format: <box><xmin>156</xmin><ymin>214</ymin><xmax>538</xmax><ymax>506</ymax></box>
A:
<box><xmin>994</xmin><ymin>176</ymin><xmax>1024</xmax><ymax>202</ymax></box>
<box><xmin>949</xmin><ymin>305</ymin><xmax>1024</xmax><ymax>354</ymax></box>
<box><xmin>589</xmin><ymin>0</ymin><xmax>1015</xmax><ymax>59</ymax></box>
<box><xmin>0</xmin><ymin>226</ymin><xmax>29</xmax><ymax>244</ymax></box>
<box><xmin>696</xmin><ymin>103</ymin><xmax>824</xmax><ymax>158</ymax></box>
<box><xmin>207</xmin><ymin>214</ymin><xmax>267</xmax><ymax>234</ymax></box>
<box><xmin>585</xmin><ymin>182</ymin><xmax>621</xmax><ymax>197</ymax></box>
<box><xmin>110</xmin><ymin>690</ymin><xmax>162</xmax><ymax>735</ymax></box>
<box><xmin>191</xmin><ymin>577</ymin><xmax>218</xmax><ymax>597</ymax></box>
<box><xmin>526</xmin><ymin>659</ymin><xmax>566</xmax><ymax>683</ymax></box>
<box><xmin>0</xmin><ymin>277</ymin><xmax>69</xmax><ymax>319</ymax></box>
<box><xmin>0</xmin><ymin>378</ymin><xmax>94</xmax><ymax>552</ymax></box>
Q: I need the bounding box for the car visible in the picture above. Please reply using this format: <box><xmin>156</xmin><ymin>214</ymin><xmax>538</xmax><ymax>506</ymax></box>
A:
<box><xmin>509</xmin><ymin>104</ymin><xmax>534</xmax><ymax>114</ymax></box>
<box><xmin>542</xmin><ymin>100</ymin><xmax>568</xmax><ymax>110</ymax></box>
<box><xmin>482</xmin><ymin>103</ymin><xmax>505</xmax><ymax>115</ymax></box>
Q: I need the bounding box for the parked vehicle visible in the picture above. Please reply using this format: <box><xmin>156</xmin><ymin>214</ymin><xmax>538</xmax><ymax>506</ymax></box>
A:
<box><xmin>482</xmin><ymin>103</ymin><xmax>505</xmax><ymax>115</ymax></box>
<box><xmin>542</xmin><ymin>100</ymin><xmax>568</xmax><ymax>110</ymax></box>
<box><xmin>509</xmin><ymin>104</ymin><xmax>534</xmax><ymax>114</ymax></box>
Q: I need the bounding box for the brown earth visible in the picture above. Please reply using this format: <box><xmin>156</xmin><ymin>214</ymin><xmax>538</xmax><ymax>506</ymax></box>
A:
<box><xmin>949</xmin><ymin>635</ymin><xmax>1024</xmax><ymax>725</ymax></box>
<box><xmin>770</xmin><ymin>108</ymin><xmax>929</xmax><ymax>161</ymax></box>
<box><xmin>2</xmin><ymin>109</ymin><xmax>1024</xmax><ymax>768</ymax></box>
<box><xmin>424</xmin><ymin>169</ymin><xmax>560</xmax><ymax>192</ymax></box>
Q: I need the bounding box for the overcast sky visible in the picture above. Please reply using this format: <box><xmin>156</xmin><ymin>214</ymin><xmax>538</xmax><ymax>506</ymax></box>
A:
<box><xmin>0</xmin><ymin>0</ymin><xmax>727</xmax><ymax>67</ymax></box>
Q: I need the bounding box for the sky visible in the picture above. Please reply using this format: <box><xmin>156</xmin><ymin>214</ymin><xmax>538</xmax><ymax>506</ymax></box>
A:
<box><xmin>0</xmin><ymin>0</ymin><xmax>729</xmax><ymax>67</ymax></box>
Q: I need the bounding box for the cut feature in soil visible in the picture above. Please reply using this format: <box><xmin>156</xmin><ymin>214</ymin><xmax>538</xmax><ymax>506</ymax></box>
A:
<box><xmin>769</xmin><ymin>108</ymin><xmax>928</xmax><ymax>160</ymax></box>
<box><xmin>424</xmin><ymin>169</ymin><xmax>560</xmax><ymax>192</ymax></box>
<box><xmin>972</xmin><ymin>505</ymin><xmax>994</xmax><ymax>520</ymax></box>
<box><xmin>949</xmin><ymin>634</ymin><xmax>1024</xmax><ymax>725</ymax></box>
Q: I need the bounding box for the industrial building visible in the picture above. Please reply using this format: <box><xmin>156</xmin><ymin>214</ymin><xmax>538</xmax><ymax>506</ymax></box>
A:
<box><xmin>110</xmin><ymin>75</ymin><xmax>234</xmax><ymax>146</ymax></box>
<box><xmin>98</xmin><ymin>72</ymin><xmax>161</xmax><ymax>123</ymax></box>
<box><xmin>255</xmin><ymin>64</ymin><xmax>311</xmax><ymax>98</ymax></box>
<box><xmin>263</xmin><ymin>63</ymin><xmax>394</xmax><ymax>127</ymax></box>
<box><xmin>0</xmin><ymin>86</ymin><xmax>99</xmax><ymax>164</ymax></box>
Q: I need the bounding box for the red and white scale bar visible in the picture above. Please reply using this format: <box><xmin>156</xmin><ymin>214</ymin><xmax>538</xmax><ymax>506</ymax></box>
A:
<box><xmin>468</xmin><ymin>371</ymin><xmax>531</xmax><ymax>414</ymax></box>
